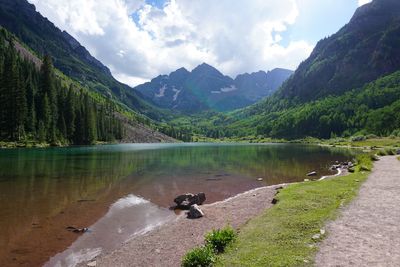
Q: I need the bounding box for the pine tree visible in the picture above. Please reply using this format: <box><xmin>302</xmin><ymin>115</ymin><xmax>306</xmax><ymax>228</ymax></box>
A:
<box><xmin>65</xmin><ymin>86</ymin><xmax>76</xmax><ymax>141</ymax></box>
<box><xmin>40</xmin><ymin>55</ymin><xmax>58</xmax><ymax>144</ymax></box>
<box><xmin>84</xmin><ymin>94</ymin><xmax>97</xmax><ymax>144</ymax></box>
<box><xmin>25</xmin><ymin>72</ymin><xmax>36</xmax><ymax>134</ymax></box>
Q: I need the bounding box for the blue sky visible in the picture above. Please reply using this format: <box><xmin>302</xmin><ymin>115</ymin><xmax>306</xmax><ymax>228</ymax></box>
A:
<box><xmin>29</xmin><ymin>0</ymin><xmax>370</xmax><ymax>86</ymax></box>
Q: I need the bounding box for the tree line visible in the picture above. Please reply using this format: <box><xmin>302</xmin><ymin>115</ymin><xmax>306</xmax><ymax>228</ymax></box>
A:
<box><xmin>0</xmin><ymin>29</ymin><xmax>123</xmax><ymax>145</ymax></box>
<box><xmin>255</xmin><ymin>71</ymin><xmax>400</xmax><ymax>139</ymax></box>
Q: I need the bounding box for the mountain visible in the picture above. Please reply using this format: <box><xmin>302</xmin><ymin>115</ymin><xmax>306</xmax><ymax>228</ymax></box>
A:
<box><xmin>0</xmin><ymin>0</ymin><xmax>165</xmax><ymax>120</ymax></box>
<box><xmin>276</xmin><ymin>0</ymin><xmax>400</xmax><ymax>103</ymax></box>
<box><xmin>189</xmin><ymin>0</ymin><xmax>400</xmax><ymax>139</ymax></box>
<box><xmin>235</xmin><ymin>68</ymin><xmax>294</xmax><ymax>101</ymax></box>
<box><xmin>134</xmin><ymin>63</ymin><xmax>293</xmax><ymax>113</ymax></box>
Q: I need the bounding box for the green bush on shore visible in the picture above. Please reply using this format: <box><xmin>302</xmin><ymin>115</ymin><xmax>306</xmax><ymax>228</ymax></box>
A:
<box><xmin>182</xmin><ymin>226</ymin><xmax>237</xmax><ymax>267</ymax></box>
<box><xmin>182</xmin><ymin>246</ymin><xmax>216</xmax><ymax>267</ymax></box>
<box><xmin>205</xmin><ymin>226</ymin><xmax>237</xmax><ymax>253</ymax></box>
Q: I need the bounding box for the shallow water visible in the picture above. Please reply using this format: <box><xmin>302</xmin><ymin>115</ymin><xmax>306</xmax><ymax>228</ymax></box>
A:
<box><xmin>0</xmin><ymin>143</ymin><xmax>354</xmax><ymax>266</ymax></box>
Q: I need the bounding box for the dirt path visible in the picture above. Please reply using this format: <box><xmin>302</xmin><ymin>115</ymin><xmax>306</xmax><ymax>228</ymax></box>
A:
<box><xmin>316</xmin><ymin>156</ymin><xmax>400</xmax><ymax>266</ymax></box>
<box><xmin>89</xmin><ymin>185</ymin><xmax>282</xmax><ymax>267</ymax></box>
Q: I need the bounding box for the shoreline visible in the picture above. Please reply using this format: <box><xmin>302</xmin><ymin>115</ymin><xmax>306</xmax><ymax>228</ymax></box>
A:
<box><xmin>81</xmin><ymin>184</ymin><xmax>285</xmax><ymax>267</ymax></box>
<box><xmin>81</xmin><ymin>171</ymin><xmax>345</xmax><ymax>266</ymax></box>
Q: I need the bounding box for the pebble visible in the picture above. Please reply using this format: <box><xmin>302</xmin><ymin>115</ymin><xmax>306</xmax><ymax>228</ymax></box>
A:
<box><xmin>257</xmin><ymin>178</ymin><xmax>263</xmax><ymax>181</ymax></box>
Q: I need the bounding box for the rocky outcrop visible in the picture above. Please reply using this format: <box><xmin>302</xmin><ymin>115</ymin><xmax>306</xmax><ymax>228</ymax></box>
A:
<box><xmin>174</xmin><ymin>193</ymin><xmax>206</xmax><ymax>209</ymax></box>
<box><xmin>187</xmin><ymin>204</ymin><xmax>204</xmax><ymax>219</ymax></box>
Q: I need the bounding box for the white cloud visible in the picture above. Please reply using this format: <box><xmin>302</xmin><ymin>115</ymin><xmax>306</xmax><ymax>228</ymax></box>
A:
<box><xmin>358</xmin><ymin>0</ymin><xmax>372</xmax><ymax>6</ymax></box>
<box><xmin>28</xmin><ymin>0</ymin><xmax>314</xmax><ymax>86</ymax></box>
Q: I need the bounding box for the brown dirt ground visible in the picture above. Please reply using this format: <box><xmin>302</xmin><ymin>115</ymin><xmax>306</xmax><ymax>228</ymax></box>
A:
<box><xmin>86</xmin><ymin>184</ymin><xmax>283</xmax><ymax>267</ymax></box>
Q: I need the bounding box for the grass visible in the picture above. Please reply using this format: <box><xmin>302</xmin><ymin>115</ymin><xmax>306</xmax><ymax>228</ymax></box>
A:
<box><xmin>217</xmin><ymin>154</ymin><xmax>372</xmax><ymax>267</ymax></box>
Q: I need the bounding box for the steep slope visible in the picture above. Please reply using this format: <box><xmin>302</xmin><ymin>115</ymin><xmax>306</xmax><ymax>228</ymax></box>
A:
<box><xmin>135</xmin><ymin>63</ymin><xmax>292</xmax><ymax>113</ymax></box>
<box><xmin>0</xmin><ymin>26</ymin><xmax>175</xmax><ymax>144</ymax></box>
<box><xmin>188</xmin><ymin>0</ymin><xmax>400</xmax><ymax>139</ymax></box>
<box><xmin>0</xmin><ymin>0</ymin><xmax>164</xmax><ymax>119</ymax></box>
<box><xmin>277</xmin><ymin>0</ymin><xmax>400</xmax><ymax>103</ymax></box>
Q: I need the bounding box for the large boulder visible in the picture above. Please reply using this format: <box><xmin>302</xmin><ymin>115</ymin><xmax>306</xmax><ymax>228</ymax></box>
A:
<box><xmin>174</xmin><ymin>192</ymin><xmax>206</xmax><ymax>209</ymax></box>
<box><xmin>188</xmin><ymin>204</ymin><xmax>204</xmax><ymax>219</ymax></box>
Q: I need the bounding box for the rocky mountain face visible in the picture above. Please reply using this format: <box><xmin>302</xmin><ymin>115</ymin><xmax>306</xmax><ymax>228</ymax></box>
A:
<box><xmin>135</xmin><ymin>63</ymin><xmax>293</xmax><ymax>113</ymax></box>
<box><xmin>276</xmin><ymin>0</ymin><xmax>400</xmax><ymax>103</ymax></box>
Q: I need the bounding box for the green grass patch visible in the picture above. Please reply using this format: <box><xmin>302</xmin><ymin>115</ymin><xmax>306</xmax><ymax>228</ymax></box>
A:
<box><xmin>217</xmin><ymin>154</ymin><xmax>371</xmax><ymax>267</ymax></box>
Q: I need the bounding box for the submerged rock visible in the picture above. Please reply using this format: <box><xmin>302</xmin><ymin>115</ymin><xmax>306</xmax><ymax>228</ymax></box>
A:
<box><xmin>188</xmin><ymin>204</ymin><xmax>204</xmax><ymax>219</ymax></box>
<box><xmin>174</xmin><ymin>192</ymin><xmax>206</xmax><ymax>209</ymax></box>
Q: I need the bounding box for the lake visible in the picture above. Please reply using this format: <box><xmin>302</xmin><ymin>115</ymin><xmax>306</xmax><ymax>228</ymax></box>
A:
<box><xmin>0</xmin><ymin>143</ymin><xmax>354</xmax><ymax>266</ymax></box>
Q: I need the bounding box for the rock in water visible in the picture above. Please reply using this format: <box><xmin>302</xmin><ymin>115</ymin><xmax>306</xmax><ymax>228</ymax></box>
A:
<box><xmin>194</xmin><ymin>192</ymin><xmax>206</xmax><ymax>205</ymax></box>
<box><xmin>174</xmin><ymin>193</ymin><xmax>206</xmax><ymax>209</ymax></box>
<box><xmin>188</xmin><ymin>204</ymin><xmax>204</xmax><ymax>219</ymax></box>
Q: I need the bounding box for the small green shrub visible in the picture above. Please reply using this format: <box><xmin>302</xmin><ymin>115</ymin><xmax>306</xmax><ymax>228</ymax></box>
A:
<box><xmin>351</xmin><ymin>135</ymin><xmax>366</xmax><ymax>142</ymax></box>
<box><xmin>366</xmin><ymin>134</ymin><xmax>378</xmax><ymax>139</ymax></box>
<box><xmin>355</xmin><ymin>154</ymin><xmax>373</xmax><ymax>172</ymax></box>
<box><xmin>370</xmin><ymin>154</ymin><xmax>380</xmax><ymax>161</ymax></box>
<box><xmin>385</xmin><ymin>148</ymin><xmax>395</xmax><ymax>155</ymax></box>
<box><xmin>377</xmin><ymin>150</ymin><xmax>387</xmax><ymax>156</ymax></box>
<box><xmin>205</xmin><ymin>226</ymin><xmax>237</xmax><ymax>253</ymax></box>
<box><xmin>182</xmin><ymin>246</ymin><xmax>216</xmax><ymax>267</ymax></box>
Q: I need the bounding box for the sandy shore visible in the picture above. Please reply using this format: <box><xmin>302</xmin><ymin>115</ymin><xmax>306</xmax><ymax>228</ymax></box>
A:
<box><xmin>316</xmin><ymin>156</ymin><xmax>400</xmax><ymax>266</ymax></box>
<box><xmin>84</xmin><ymin>184</ymin><xmax>284</xmax><ymax>267</ymax></box>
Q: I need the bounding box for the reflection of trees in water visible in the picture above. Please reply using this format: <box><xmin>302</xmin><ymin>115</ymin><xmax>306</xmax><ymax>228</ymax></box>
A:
<box><xmin>0</xmin><ymin>145</ymin><xmax>354</xmax><ymax>205</ymax></box>
<box><xmin>0</xmin><ymin>144</ymin><xmax>354</xmax><ymax>251</ymax></box>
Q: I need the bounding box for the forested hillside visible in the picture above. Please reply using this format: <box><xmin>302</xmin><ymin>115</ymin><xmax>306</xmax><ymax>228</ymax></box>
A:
<box><xmin>275</xmin><ymin>0</ymin><xmax>400</xmax><ymax>104</ymax></box>
<box><xmin>187</xmin><ymin>0</ymin><xmax>400</xmax><ymax>140</ymax></box>
<box><xmin>0</xmin><ymin>28</ymin><xmax>124</xmax><ymax>145</ymax></box>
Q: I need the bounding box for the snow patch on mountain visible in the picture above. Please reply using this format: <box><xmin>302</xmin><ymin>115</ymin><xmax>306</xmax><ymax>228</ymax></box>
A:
<box><xmin>220</xmin><ymin>85</ymin><xmax>237</xmax><ymax>93</ymax></box>
<box><xmin>155</xmin><ymin>85</ymin><xmax>167</xmax><ymax>98</ymax></box>
<box><xmin>172</xmin><ymin>87</ymin><xmax>181</xmax><ymax>101</ymax></box>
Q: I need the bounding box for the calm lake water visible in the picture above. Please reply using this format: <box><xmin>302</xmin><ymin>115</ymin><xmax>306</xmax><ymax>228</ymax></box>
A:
<box><xmin>0</xmin><ymin>143</ymin><xmax>354</xmax><ymax>267</ymax></box>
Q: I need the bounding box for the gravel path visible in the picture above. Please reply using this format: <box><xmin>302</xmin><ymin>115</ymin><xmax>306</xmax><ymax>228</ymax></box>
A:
<box><xmin>316</xmin><ymin>156</ymin><xmax>400</xmax><ymax>267</ymax></box>
<box><xmin>90</xmin><ymin>185</ymin><xmax>282</xmax><ymax>267</ymax></box>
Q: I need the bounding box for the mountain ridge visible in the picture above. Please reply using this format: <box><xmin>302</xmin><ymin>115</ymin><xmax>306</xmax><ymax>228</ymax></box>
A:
<box><xmin>134</xmin><ymin>63</ymin><xmax>293</xmax><ymax>113</ymax></box>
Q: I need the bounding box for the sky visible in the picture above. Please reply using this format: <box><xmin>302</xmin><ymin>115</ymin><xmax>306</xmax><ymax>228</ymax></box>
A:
<box><xmin>28</xmin><ymin>0</ymin><xmax>372</xmax><ymax>87</ymax></box>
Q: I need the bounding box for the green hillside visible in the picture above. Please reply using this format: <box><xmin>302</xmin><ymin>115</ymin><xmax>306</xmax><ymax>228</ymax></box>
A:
<box><xmin>0</xmin><ymin>28</ymin><xmax>125</xmax><ymax>145</ymax></box>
